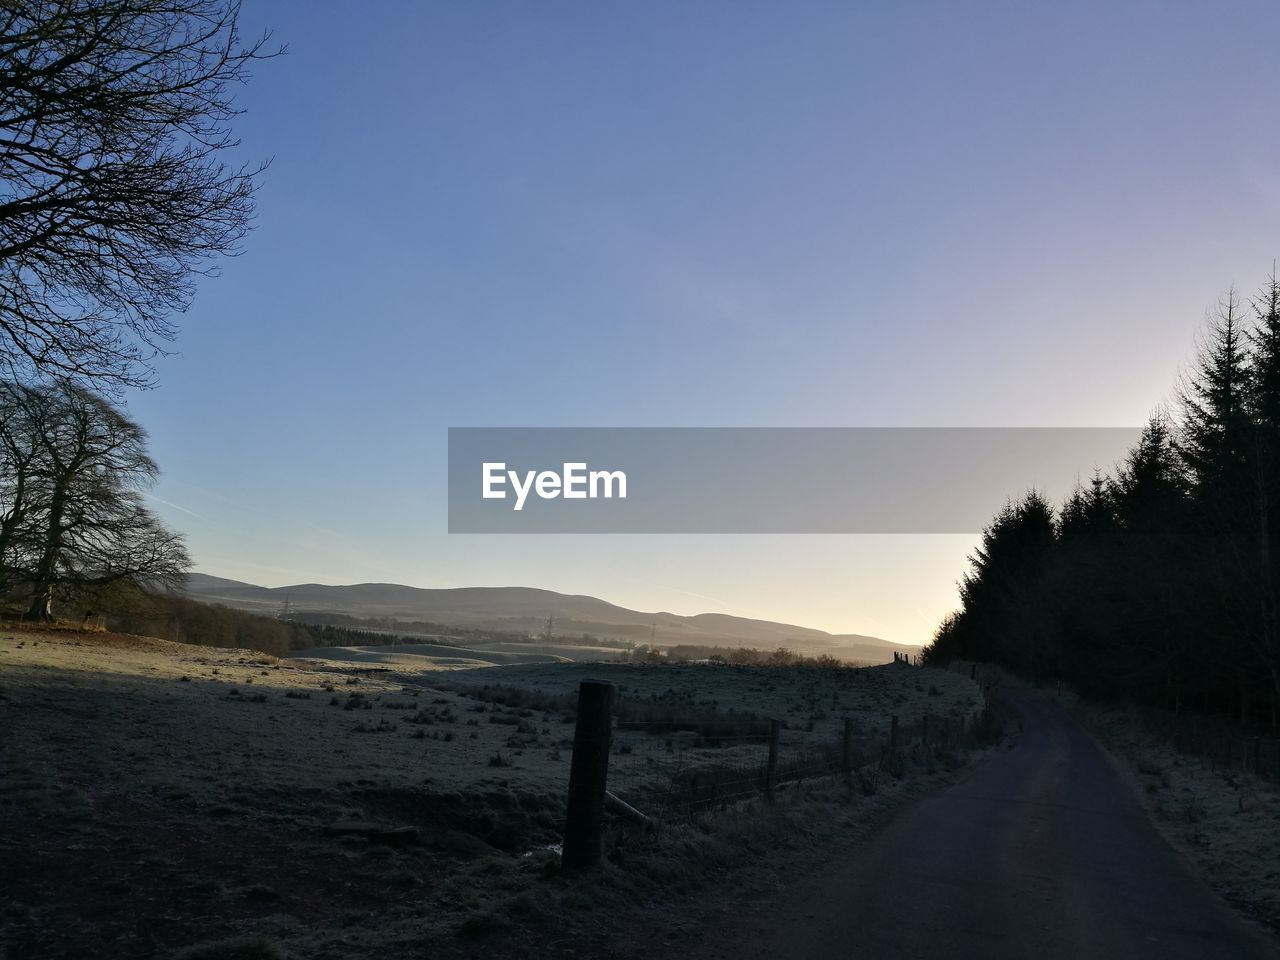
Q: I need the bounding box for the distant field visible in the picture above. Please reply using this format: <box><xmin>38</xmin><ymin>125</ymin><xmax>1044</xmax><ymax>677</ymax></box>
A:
<box><xmin>465</xmin><ymin>640</ymin><xmax>632</xmax><ymax>661</ymax></box>
<box><xmin>0</xmin><ymin>628</ymin><xmax>978</xmax><ymax>959</ymax></box>
<box><xmin>290</xmin><ymin>643</ymin><xmax>571</xmax><ymax>669</ymax></box>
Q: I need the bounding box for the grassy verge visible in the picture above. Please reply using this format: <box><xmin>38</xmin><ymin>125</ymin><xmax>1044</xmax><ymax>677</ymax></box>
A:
<box><xmin>1054</xmin><ymin>692</ymin><xmax>1280</xmax><ymax>932</ymax></box>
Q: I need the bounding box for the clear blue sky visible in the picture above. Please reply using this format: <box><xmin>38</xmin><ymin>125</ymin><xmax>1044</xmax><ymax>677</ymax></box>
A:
<box><xmin>130</xmin><ymin>1</ymin><xmax>1280</xmax><ymax>643</ymax></box>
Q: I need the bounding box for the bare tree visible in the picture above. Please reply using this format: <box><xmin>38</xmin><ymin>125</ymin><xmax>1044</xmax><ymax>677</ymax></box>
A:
<box><xmin>0</xmin><ymin>1</ymin><xmax>279</xmax><ymax>389</ymax></box>
<box><xmin>0</xmin><ymin>379</ymin><xmax>189</xmax><ymax>618</ymax></box>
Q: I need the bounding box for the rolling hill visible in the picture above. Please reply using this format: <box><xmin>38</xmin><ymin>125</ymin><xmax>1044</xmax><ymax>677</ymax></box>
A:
<box><xmin>183</xmin><ymin>573</ymin><xmax>919</xmax><ymax>663</ymax></box>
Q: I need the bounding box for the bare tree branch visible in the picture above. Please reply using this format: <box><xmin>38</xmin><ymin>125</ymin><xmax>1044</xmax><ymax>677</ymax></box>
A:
<box><xmin>0</xmin><ymin>1</ymin><xmax>280</xmax><ymax>390</ymax></box>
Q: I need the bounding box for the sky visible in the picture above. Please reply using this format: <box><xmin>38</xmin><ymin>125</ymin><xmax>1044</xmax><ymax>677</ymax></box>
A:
<box><xmin>128</xmin><ymin>1</ymin><xmax>1280</xmax><ymax>644</ymax></box>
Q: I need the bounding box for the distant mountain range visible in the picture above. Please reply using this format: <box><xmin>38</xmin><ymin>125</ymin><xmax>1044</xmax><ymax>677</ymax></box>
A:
<box><xmin>184</xmin><ymin>573</ymin><xmax>919</xmax><ymax>664</ymax></box>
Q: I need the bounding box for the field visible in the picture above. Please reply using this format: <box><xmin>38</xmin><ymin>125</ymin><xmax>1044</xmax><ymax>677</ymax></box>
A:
<box><xmin>292</xmin><ymin>643</ymin><xmax>573</xmax><ymax>669</ymax></box>
<box><xmin>0</xmin><ymin>628</ymin><xmax>981</xmax><ymax>959</ymax></box>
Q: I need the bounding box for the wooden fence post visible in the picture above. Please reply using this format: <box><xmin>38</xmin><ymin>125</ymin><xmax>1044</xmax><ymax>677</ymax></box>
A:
<box><xmin>765</xmin><ymin>719</ymin><xmax>780</xmax><ymax>803</ymax></box>
<box><xmin>921</xmin><ymin>713</ymin><xmax>929</xmax><ymax>746</ymax></box>
<box><xmin>562</xmin><ymin>679</ymin><xmax>615</xmax><ymax>870</ymax></box>
<box><xmin>1253</xmin><ymin>737</ymin><xmax>1262</xmax><ymax>776</ymax></box>
<box><xmin>890</xmin><ymin>715</ymin><xmax>899</xmax><ymax>759</ymax></box>
<box><xmin>842</xmin><ymin>717</ymin><xmax>853</xmax><ymax>783</ymax></box>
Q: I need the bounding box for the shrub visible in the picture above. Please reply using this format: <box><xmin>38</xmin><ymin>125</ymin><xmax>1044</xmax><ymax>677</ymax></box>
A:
<box><xmin>354</xmin><ymin>719</ymin><xmax>397</xmax><ymax>734</ymax></box>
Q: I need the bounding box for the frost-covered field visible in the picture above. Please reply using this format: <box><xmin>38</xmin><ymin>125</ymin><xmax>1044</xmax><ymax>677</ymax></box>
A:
<box><xmin>0</xmin><ymin>628</ymin><xmax>981</xmax><ymax>959</ymax></box>
<box><xmin>0</xmin><ymin>631</ymin><xmax>571</xmax><ymax>800</ymax></box>
<box><xmin>443</xmin><ymin>658</ymin><xmax>980</xmax><ymax>745</ymax></box>
<box><xmin>2</xmin><ymin>631</ymin><xmax>981</xmax><ymax>806</ymax></box>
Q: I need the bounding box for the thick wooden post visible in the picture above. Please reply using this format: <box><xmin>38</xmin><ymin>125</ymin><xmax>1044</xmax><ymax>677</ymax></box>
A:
<box><xmin>890</xmin><ymin>715</ymin><xmax>899</xmax><ymax>759</ymax></box>
<box><xmin>1253</xmin><ymin>737</ymin><xmax>1262</xmax><ymax>775</ymax></box>
<box><xmin>562</xmin><ymin>680</ymin><xmax>615</xmax><ymax>870</ymax></box>
<box><xmin>765</xmin><ymin>719</ymin><xmax>780</xmax><ymax>803</ymax></box>
<box><xmin>842</xmin><ymin>717</ymin><xmax>854</xmax><ymax>782</ymax></box>
<box><xmin>921</xmin><ymin>713</ymin><xmax>930</xmax><ymax>746</ymax></box>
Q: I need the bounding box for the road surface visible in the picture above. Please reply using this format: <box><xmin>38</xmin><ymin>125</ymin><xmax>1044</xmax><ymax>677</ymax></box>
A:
<box><xmin>703</xmin><ymin>691</ymin><xmax>1277</xmax><ymax>959</ymax></box>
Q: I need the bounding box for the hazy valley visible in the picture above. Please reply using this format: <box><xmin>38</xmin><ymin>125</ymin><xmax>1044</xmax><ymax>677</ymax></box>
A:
<box><xmin>185</xmin><ymin>573</ymin><xmax>920</xmax><ymax>665</ymax></box>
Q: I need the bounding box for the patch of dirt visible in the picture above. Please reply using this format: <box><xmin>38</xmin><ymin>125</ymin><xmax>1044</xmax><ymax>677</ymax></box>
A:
<box><xmin>0</xmin><ymin>622</ymin><xmax>181</xmax><ymax>652</ymax></box>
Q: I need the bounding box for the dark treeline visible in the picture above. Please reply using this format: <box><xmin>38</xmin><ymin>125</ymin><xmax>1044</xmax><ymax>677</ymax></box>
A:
<box><xmin>279</xmin><ymin>614</ymin><xmax>637</xmax><ymax>653</ymax></box>
<box><xmin>285</xmin><ymin>611</ymin><xmax>503</xmax><ymax>645</ymax></box>
<box><xmin>102</xmin><ymin>594</ymin><xmax>470</xmax><ymax>659</ymax></box>
<box><xmin>283</xmin><ymin>611</ymin><xmax>635</xmax><ymax>650</ymax></box>
<box><xmin>926</xmin><ymin>277</ymin><xmax>1280</xmax><ymax>732</ymax></box>
<box><xmin>105</xmin><ymin>593</ymin><xmax>311</xmax><ymax>658</ymax></box>
<box><xmin>298</xmin><ymin>621</ymin><xmax>460</xmax><ymax>651</ymax></box>
<box><xmin>623</xmin><ymin>643</ymin><xmax>852</xmax><ymax>668</ymax></box>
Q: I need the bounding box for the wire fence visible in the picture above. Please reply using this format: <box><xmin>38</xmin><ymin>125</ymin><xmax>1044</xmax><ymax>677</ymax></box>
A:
<box><xmin>603</xmin><ymin>685</ymin><xmax>998</xmax><ymax>822</ymax></box>
<box><xmin>452</xmin><ymin>667</ymin><xmax>1001</xmax><ymax>861</ymax></box>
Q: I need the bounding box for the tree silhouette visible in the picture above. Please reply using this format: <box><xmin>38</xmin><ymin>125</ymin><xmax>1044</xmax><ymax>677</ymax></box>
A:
<box><xmin>0</xmin><ymin>379</ymin><xmax>188</xmax><ymax>618</ymax></box>
<box><xmin>0</xmin><ymin>1</ymin><xmax>278</xmax><ymax>389</ymax></box>
<box><xmin>1179</xmin><ymin>290</ymin><xmax>1251</xmax><ymax>494</ymax></box>
<box><xmin>1244</xmin><ymin>273</ymin><xmax>1280</xmax><ymax>717</ymax></box>
<box><xmin>926</xmin><ymin>274</ymin><xmax>1280</xmax><ymax>731</ymax></box>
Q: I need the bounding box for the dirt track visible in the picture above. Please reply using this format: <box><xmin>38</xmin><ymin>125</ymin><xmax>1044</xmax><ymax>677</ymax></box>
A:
<box><xmin>690</xmin><ymin>691</ymin><xmax>1278</xmax><ymax>960</ymax></box>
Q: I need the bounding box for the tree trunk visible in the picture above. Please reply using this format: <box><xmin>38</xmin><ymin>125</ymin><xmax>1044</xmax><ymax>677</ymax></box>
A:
<box><xmin>1269</xmin><ymin>665</ymin><xmax>1280</xmax><ymax>732</ymax></box>
<box><xmin>25</xmin><ymin>584</ymin><xmax>53</xmax><ymax>621</ymax></box>
<box><xmin>0</xmin><ymin>465</ymin><xmax>28</xmax><ymax>582</ymax></box>
<box><xmin>25</xmin><ymin>481</ymin><xmax>67</xmax><ymax>621</ymax></box>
